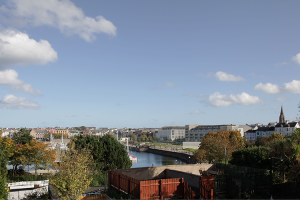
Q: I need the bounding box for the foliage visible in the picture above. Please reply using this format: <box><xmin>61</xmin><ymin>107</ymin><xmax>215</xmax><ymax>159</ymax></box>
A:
<box><xmin>73</xmin><ymin>134</ymin><xmax>131</xmax><ymax>171</ymax></box>
<box><xmin>183</xmin><ymin>148</ymin><xmax>198</xmax><ymax>152</ymax></box>
<box><xmin>199</xmin><ymin>130</ymin><xmax>245</xmax><ymax>163</ymax></box>
<box><xmin>255</xmin><ymin>136</ymin><xmax>268</xmax><ymax>147</ymax></box>
<box><xmin>50</xmin><ymin>147</ymin><xmax>94</xmax><ymax>200</ymax></box>
<box><xmin>22</xmin><ymin>140</ymin><xmax>56</xmax><ymax>175</ymax></box>
<box><xmin>8</xmin><ymin>173</ymin><xmax>51</xmax><ymax>182</ymax></box>
<box><xmin>229</xmin><ymin>146</ymin><xmax>270</xmax><ymax>169</ymax></box>
<box><xmin>192</xmin><ymin>149</ymin><xmax>206</xmax><ymax>163</ymax></box>
<box><xmin>52</xmin><ymin>133</ymin><xmax>69</xmax><ymax>139</ymax></box>
<box><xmin>0</xmin><ymin>139</ymin><xmax>9</xmax><ymax>199</ymax></box>
<box><xmin>21</xmin><ymin>187</ymin><xmax>50</xmax><ymax>200</ymax></box>
<box><xmin>267</xmin><ymin>132</ymin><xmax>284</xmax><ymax>142</ymax></box>
<box><xmin>12</xmin><ymin>128</ymin><xmax>33</xmax><ymax>145</ymax></box>
<box><xmin>90</xmin><ymin>171</ymin><xmax>108</xmax><ymax>186</ymax></box>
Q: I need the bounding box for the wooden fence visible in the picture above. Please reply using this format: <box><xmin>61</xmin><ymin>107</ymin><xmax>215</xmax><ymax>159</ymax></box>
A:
<box><xmin>109</xmin><ymin>170</ymin><xmax>195</xmax><ymax>199</ymax></box>
<box><xmin>199</xmin><ymin>175</ymin><xmax>214</xmax><ymax>200</ymax></box>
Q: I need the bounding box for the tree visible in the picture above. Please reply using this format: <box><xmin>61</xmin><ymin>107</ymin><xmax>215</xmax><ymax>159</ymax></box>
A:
<box><xmin>23</xmin><ymin>140</ymin><xmax>56</xmax><ymax>175</ymax></box>
<box><xmin>192</xmin><ymin>149</ymin><xmax>206</xmax><ymax>163</ymax></box>
<box><xmin>229</xmin><ymin>146</ymin><xmax>270</xmax><ymax>169</ymax></box>
<box><xmin>12</xmin><ymin>128</ymin><xmax>33</xmax><ymax>145</ymax></box>
<box><xmin>73</xmin><ymin>134</ymin><xmax>131</xmax><ymax>171</ymax></box>
<box><xmin>0</xmin><ymin>139</ymin><xmax>9</xmax><ymax>199</ymax></box>
<box><xmin>50</xmin><ymin>147</ymin><xmax>94</xmax><ymax>200</ymax></box>
<box><xmin>199</xmin><ymin>130</ymin><xmax>245</xmax><ymax>163</ymax></box>
<box><xmin>255</xmin><ymin>136</ymin><xmax>268</xmax><ymax>147</ymax></box>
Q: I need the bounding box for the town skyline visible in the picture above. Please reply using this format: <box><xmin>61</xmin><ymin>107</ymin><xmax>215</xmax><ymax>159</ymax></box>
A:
<box><xmin>0</xmin><ymin>0</ymin><xmax>299</xmax><ymax>128</ymax></box>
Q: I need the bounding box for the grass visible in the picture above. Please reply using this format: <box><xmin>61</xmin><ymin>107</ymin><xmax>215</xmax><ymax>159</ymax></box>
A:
<box><xmin>183</xmin><ymin>148</ymin><xmax>198</xmax><ymax>152</ymax></box>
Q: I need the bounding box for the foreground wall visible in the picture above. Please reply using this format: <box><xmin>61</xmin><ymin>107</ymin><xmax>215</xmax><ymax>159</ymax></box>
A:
<box><xmin>115</xmin><ymin>164</ymin><xmax>214</xmax><ymax>181</ymax></box>
<box><xmin>165</xmin><ymin>169</ymin><xmax>200</xmax><ymax>188</ymax></box>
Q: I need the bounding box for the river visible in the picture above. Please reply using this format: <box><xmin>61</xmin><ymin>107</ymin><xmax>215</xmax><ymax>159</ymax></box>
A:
<box><xmin>129</xmin><ymin>150</ymin><xmax>186</xmax><ymax>168</ymax></box>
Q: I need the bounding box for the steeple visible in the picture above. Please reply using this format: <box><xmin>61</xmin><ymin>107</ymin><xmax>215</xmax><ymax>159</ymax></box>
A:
<box><xmin>279</xmin><ymin>106</ymin><xmax>285</xmax><ymax>123</ymax></box>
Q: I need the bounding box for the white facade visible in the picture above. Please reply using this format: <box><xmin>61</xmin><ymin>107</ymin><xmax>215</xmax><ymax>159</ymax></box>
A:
<box><xmin>155</xmin><ymin>126</ymin><xmax>185</xmax><ymax>141</ymax></box>
<box><xmin>275</xmin><ymin>122</ymin><xmax>299</xmax><ymax>137</ymax></box>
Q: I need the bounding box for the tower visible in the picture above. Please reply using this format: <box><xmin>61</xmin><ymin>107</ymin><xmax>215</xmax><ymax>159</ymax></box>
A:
<box><xmin>279</xmin><ymin>106</ymin><xmax>285</xmax><ymax>124</ymax></box>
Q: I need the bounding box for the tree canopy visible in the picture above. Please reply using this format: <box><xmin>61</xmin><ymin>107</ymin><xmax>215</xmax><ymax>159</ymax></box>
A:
<box><xmin>72</xmin><ymin>134</ymin><xmax>131</xmax><ymax>171</ymax></box>
<box><xmin>197</xmin><ymin>130</ymin><xmax>245</xmax><ymax>163</ymax></box>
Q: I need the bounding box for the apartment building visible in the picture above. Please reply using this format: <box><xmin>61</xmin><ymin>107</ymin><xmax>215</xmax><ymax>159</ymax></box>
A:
<box><xmin>185</xmin><ymin>124</ymin><xmax>239</xmax><ymax>142</ymax></box>
<box><xmin>155</xmin><ymin>126</ymin><xmax>185</xmax><ymax>141</ymax></box>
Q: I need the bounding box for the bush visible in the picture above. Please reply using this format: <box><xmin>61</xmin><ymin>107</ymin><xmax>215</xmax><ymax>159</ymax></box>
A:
<box><xmin>106</xmin><ymin>187</ymin><xmax>132</xmax><ymax>200</ymax></box>
<box><xmin>90</xmin><ymin>171</ymin><xmax>108</xmax><ymax>186</ymax></box>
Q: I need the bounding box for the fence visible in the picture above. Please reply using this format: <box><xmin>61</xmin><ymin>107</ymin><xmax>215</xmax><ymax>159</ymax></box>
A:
<box><xmin>109</xmin><ymin>170</ymin><xmax>195</xmax><ymax>199</ymax></box>
<box><xmin>213</xmin><ymin>163</ymin><xmax>271</xmax><ymax>198</ymax></box>
<box><xmin>199</xmin><ymin>175</ymin><xmax>214</xmax><ymax>199</ymax></box>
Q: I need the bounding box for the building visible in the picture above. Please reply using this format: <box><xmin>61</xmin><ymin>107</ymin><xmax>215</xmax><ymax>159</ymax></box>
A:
<box><xmin>55</xmin><ymin>128</ymin><xmax>69</xmax><ymax>137</ymax></box>
<box><xmin>185</xmin><ymin>124</ymin><xmax>239</xmax><ymax>142</ymax></box>
<box><xmin>155</xmin><ymin>126</ymin><xmax>185</xmax><ymax>141</ymax></box>
<box><xmin>275</xmin><ymin>122</ymin><xmax>299</xmax><ymax>137</ymax></box>
<box><xmin>244</xmin><ymin>130</ymin><xmax>256</xmax><ymax>141</ymax></box>
<box><xmin>30</xmin><ymin>129</ymin><xmax>48</xmax><ymax>140</ymax></box>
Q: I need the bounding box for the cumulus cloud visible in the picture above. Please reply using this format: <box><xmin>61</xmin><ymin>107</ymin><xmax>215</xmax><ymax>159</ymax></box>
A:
<box><xmin>165</xmin><ymin>82</ymin><xmax>176</xmax><ymax>87</ymax></box>
<box><xmin>0</xmin><ymin>94</ymin><xmax>39</xmax><ymax>109</ymax></box>
<box><xmin>253</xmin><ymin>83</ymin><xmax>281</xmax><ymax>94</ymax></box>
<box><xmin>254</xmin><ymin>80</ymin><xmax>300</xmax><ymax>94</ymax></box>
<box><xmin>208</xmin><ymin>92</ymin><xmax>262</xmax><ymax>107</ymax></box>
<box><xmin>0</xmin><ymin>69</ymin><xmax>41</xmax><ymax>94</ymax></box>
<box><xmin>1</xmin><ymin>0</ymin><xmax>117</xmax><ymax>42</ymax></box>
<box><xmin>292</xmin><ymin>53</ymin><xmax>300</xmax><ymax>65</ymax></box>
<box><xmin>0</xmin><ymin>29</ymin><xmax>57</xmax><ymax>68</ymax></box>
<box><xmin>215</xmin><ymin>71</ymin><xmax>245</xmax><ymax>82</ymax></box>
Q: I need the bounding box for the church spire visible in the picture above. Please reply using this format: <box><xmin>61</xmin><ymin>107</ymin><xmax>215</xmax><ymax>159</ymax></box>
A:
<box><xmin>279</xmin><ymin>106</ymin><xmax>285</xmax><ymax>123</ymax></box>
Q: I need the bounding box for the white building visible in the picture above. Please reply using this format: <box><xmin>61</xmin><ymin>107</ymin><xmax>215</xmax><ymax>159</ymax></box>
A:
<box><xmin>155</xmin><ymin>126</ymin><xmax>185</xmax><ymax>141</ymax></box>
<box><xmin>275</xmin><ymin>122</ymin><xmax>299</xmax><ymax>137</ymax></box>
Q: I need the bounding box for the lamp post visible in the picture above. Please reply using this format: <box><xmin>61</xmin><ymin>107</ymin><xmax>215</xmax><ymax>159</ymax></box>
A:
<box><xmin>219</xmin><ymin>145</ymin><xmax>227</xmax><ymax>164</ymax></box>
<box><xmin>189</xmin><ymin>156</ymin><xmax>190</xmax><ymax>164</ymax></box>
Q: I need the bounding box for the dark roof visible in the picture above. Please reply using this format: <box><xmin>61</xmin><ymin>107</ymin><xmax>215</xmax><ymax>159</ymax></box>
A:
<box><xmin>256</xmin><ymin>127</ymin><xmax>270</xmax><ymax>132</ymax></box>
<box><xmin>275</xmin><ymin>122</ymin><xmax>299</xmax><ymax>128</ymax></box>
<box><xmin>268</xmin><ymin>127</ymin><xmax>275</xmax><ymax>131</ymax></box>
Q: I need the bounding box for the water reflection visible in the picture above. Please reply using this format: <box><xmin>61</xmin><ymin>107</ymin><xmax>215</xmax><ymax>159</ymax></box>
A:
<box><xmin>129</xmin><ymin>150</ymin><xmax>186</xmax><ymax>168</ymax></box>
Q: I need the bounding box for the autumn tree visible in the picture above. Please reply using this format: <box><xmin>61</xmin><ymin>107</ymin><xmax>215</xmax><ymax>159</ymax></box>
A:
<box><xmin>50</xmin><ymin>146</ymin><xmax>94</xmax><ymax>200</ymax></box>
<box><xmin>199</xmin><ymin>130</ymin><xmax>245</xmax><ymax>163</ymax></box>
<box><xmin>12</xmin><ymin>128</ymin><xmax>33</xmax><ymax>145</ymax></box>
<box><xmin>192</xmin><ymin>149</ymin><xmax>206</xmax><ymax>163</ymax></box>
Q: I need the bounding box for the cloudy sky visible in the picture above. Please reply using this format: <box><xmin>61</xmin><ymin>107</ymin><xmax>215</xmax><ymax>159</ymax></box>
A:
<box><xmin>0</xmin><ymin>0</ymin><xmax>299</xmax><ymax>128</ymax></box>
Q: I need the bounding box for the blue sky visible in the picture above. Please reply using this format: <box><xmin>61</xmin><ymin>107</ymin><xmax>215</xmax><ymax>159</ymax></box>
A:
<box><xmin>0</xmin><ymin>0</ymin><xmax>299</xmax><ymax>128</ymax></box>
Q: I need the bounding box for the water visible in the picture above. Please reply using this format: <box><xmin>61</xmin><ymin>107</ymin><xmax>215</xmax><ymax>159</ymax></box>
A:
<box><xmin>6</xmin><ymin>151</ymin><xmax>186</xmax><ymax>171</ymax></box>
<box><xmin>129</xmin><ymin>150</ymin><xmax>186</xmax><ymax>168</ymax></box>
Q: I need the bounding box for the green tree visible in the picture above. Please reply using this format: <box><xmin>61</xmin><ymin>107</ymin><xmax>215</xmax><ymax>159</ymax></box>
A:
<box><xmin>12</xmin><ymin>128</ymin><xmax>33</xmax><ymax>145</ymax></box>
<box><xmin>229</xmin><ymin>146</ymin><xmax>270</xmax><ymax>169</ymax></box>
<box><xmin>51</xmin><ymin>147</ymin><xmax>94</xmax><ymax>200</ymax></box>
<box><xmin>73</xmin><ymin>134</ymin><xmax>131</xmax><ymax>171</ymax></box>
<box><xmin>0</xmin><ymin>139</ymin><xmax>9</xmax><ymax>199</ymax></box>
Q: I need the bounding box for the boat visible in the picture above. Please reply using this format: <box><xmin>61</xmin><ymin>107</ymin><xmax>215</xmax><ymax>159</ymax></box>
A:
<box><xmin>128</xmin><ymin>154</ymin><xmax>137</xmax><ymax>161</ymax></box>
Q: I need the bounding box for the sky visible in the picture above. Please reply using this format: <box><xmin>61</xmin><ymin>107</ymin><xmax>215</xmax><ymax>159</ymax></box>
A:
<box><xmin>0</xmin><ymin>0</ymin><xmax>300</xmax><ymax>129</ymax></box>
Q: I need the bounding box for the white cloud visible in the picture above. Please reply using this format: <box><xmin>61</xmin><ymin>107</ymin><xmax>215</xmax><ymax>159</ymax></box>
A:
<box><xmin>0</xmin><ymin>94</ymin><xmax>39</xmax><ymax>109</ymax></box>
<box><xmin>215</xmin><ymin>71</ymin><xmax>245</xmax><ymax>82</ymax></box>
<box><xmin>283</xmin><ymin>80</ymin><xmax>300</xmax><ymax>93</ymax></box>
<box><xmin>254</xmin><ymin>80</ymin><xmax>300</xmax><ymax>94</ymax></box>
<box><xmin>193</xmin><ymin>110</ymin><xmax>201</xmax><ymax>114</ymax></box>
<box><xmin>292</xmin><ymin>53</ymin><xmax>300</xmax><ymax>65</ymax></box>
<box><xmin>0</xmin><ymin>29</ymin><xmax>57</xmax><ymax>68</ymax></box>
<box><xmin>208</xmin><ymin>92</ymin><xmax>262</xmax><ymax>107</ymax></box>
<box><xmin>0</xmin><ymin>69</ymin><xmax>41</xmax><ymax>94</ymax></box>
<box><xmin>253</xmin><ymin>83</ymin><xmax>281</xmax><ymax>94</ymax></box>
<box><xmin>276</xmin><ymin>97</ymin><xmax>286</xmax><ymax>102</ymax></box>
<box><xmin>1</xmin><ymin>0</ymin><xmax>117</xmax><ymax>42</ymax></box>
<box><xmin>165</xmin><ymin>82</ymin><xmax>176</xmax><ymax>87</ymax></box>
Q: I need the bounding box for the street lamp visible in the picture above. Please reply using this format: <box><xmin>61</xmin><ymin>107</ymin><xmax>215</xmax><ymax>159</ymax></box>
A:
<box><xmin>219</xmin><ymin>145</ymin><xmax>227</xmax><ymax>164</ymax></box>
<box><xmin>189</xmin><ymin>156</ymin><xmax>190</xmax><ymax>164</ymax></box>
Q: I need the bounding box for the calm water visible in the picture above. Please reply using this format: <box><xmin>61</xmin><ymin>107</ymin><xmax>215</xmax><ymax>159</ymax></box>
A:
<box><xmin>129</xmin><ymin>150</ymin><xmax>186</xmax><ymax>168</ymax></box>
<box><xmin>7</xmin><ymin>151</ymin><xmax>186</xmax><ymax>171</ymax></box>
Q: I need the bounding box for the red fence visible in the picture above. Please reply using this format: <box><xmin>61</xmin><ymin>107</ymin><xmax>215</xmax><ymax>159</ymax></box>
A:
<box><xmin>109</xmin><ymin>170</ymin><xmax>195</xmax><ymax>199</ymax></box>
<box><xmin>199</xmin><ymin>175</ymin><xmax>214</xmax><ymax>200</ymax></box>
